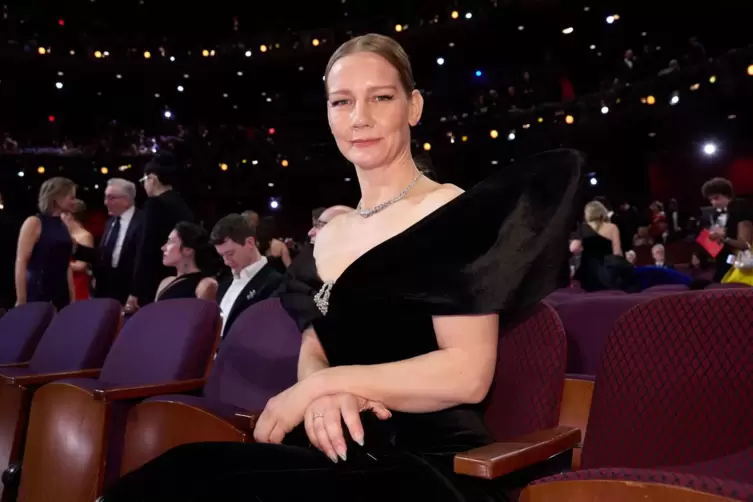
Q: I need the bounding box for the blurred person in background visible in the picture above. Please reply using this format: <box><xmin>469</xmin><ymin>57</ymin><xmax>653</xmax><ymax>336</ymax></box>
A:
<box><xmin>62</xmin><ymin>199</ymin><xmax>94</xmax><ymax>301</ymax></box>
<box><xmin>242</xmin><ymin>210</ymin><xmax>291</xmax><ymax>273</ymax></box>
<box><xmin>211</xmin><ymin>214</ymin><xmax>283</xmax><ymax>336</ymax></box>
<box><xmin>15</xmin><ymin>177</ymin><xmax>78</xmax><ymax>309</ymax></box>
<box><xmin>155</xmin><ymin>222</ymin><xmax>218</xmax><ymax>301</ymax></box>
<box><xmin>702</xmin><ymin>177</ymin><xmax>753</xmax><ymax>282</ymax></box>
<box><xmin>71</xmin><ymin>178</ymin><xmax>144</xmax><ymax>305</ymax></box>
<box><xmin>0</xmin><ymin>191</ymin><xmax>20</xmax><ymax>309</ymax></box>
<box><xmin>129</xmin><ymin>153</ymin><xmax>194</xmax><ymax>312</ymax></box>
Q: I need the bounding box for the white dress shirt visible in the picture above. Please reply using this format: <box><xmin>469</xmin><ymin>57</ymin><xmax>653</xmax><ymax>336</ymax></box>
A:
<box><xmin>219</xmin><ymin>256</ymin><xmax>268</xmax><ymax>335</ymax></box>
<box><xmin>112</xmin><ymin>205</ymin><xmax>135</xmax><ymax>268</ymax></box>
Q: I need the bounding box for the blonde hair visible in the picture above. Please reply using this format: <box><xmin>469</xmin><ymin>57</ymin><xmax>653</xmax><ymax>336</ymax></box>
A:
<box><xmin>38</xmin><ymin>177</ymin><xmax>76</xmax><ymax>214</ymax></box>
<box><xmin>584</xmin><ymin>200</ymin><xmax>609</xmax><ymax>229</ymax></box>
<box><xmin>324</xmin><ymin>34</ymin><xmax>415</xmax><ymax>95</ymax></box>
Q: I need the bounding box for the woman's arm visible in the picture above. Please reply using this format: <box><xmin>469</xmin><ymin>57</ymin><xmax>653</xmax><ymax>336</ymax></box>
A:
<box><xmin>70</xmin><ymin>232</ymin><xmax>94</xmax><ymax>273</ymax></box>
<box><xmin>608</xmin><ymin>224</ymin><xmax>623</xmax><ymax>256</ymax></box>
<box><xmin>14</xmin><ymin>217</ymin><xmax>42</xmax><ymax>305</ymax></box>
<box><xmin>298</xmin><ymin>327</ymin><xmax>330</xmax><ymax>381</ymax></box>
<box><xmin>309</xmin><ymin>313</ymin><xmax>499</xmax><ymax>412</ymax></box>
<box><xmin>725</xmin><ymin>220</ymin><xmax>753</xmax><ymax>251</ymax></box>
<box><xmin>569</xmin><ymin>239</ymin><xmax>582</xmax><ymax>255</ymax></box>
<box><xmin>195</xmin><ymin>278</ymin><xmax>218</xmax><ymax>302</ymax></box>
<box><xmin>67</xmin><ymin>265</ymin><xmax>76</xmax><ymax>304</ymax></box>
<box><xmin>270</xmin><ymin>239</ymin><xmax>292</xmax><ymax>268</ymax></box>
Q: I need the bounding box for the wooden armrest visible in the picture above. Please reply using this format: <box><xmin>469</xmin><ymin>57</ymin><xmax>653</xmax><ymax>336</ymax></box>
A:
<box><xmin>93</xmin><ymin>378</ymin><xmax>206</xmax><ymax>401</ymax></box>
<box><xmin>558</xmin><ymin>377</ymin><xmax>594</xmax><ymax>444</ymax></box>
<box><xmin>0</xmin><ymin>362</ymin><xmax>29</xmax><ymax>369</ymax></box>
<box><xmin>558</xmin><ymin>377</ymin><xmax>595</xmax><ymax>470</ymax></box>
<box><xmin>7</xmin><ymin>368</ymin><xmax>101</xmax><ymax>386</ymax></box>
<box><xmin>229</xmin><ymin>411</ymin><xmax>260</xmax><ymax>431</ymax></box>
<box><xmin>454</xmin><ymin>426</ymin><xmax>581</xmax><ymax>480</ymax></box>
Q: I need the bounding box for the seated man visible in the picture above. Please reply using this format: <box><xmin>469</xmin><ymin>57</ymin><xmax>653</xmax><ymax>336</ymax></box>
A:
<box><xmin>211</xmin><ymin>214</ymin><xmax>284</xmax><ymax>337</ymax></box>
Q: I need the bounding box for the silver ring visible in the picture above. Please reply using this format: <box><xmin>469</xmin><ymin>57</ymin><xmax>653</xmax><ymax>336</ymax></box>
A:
<box><xmin>313</xmin><ymin>413</ymin><xmax>324</xmax><ymax>419</ymax></box>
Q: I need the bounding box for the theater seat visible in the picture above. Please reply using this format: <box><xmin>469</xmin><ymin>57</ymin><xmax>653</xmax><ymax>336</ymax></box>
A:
<box><xmin>16</xmin><ymin>299</ymin><xmax>221</xmax><ymax>502</ymax></box>
<box><xmin>0</xmin><ymin>303</ymin><xmax>55</xmax><ymax>367</ymax></box>
<box><xmin>119</xmin><ymin>298</ymin><xmax>300</xmax><ymax>475</ymax></box>
<box><xmin>0</xmin><ymin>299</ymin><xmax>121</xmax><ymax>500</ymax></box>
<box><xmin>520</xmin><ymin>289</ymin><xmax>753</xmax><ymax>500</ymax></box>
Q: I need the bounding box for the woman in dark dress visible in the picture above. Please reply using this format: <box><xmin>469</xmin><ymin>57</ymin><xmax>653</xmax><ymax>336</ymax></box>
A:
<box><xmin>155</xmin><ymin>222</ymin><xmax>218</xmax><ymax>301</ymax></box>
<box><xmin>14</xmin><ymin>177</ymin><xmax>78</xmax><ymax>310</ymax></box>
<box><xmin>572</xmin><ymin>200</ymin><xmax>637</xmax><ymax>292</ymax></box>
<box><xmin>100</xmin><ymin>34</ymin><xmax>582</xmax><ymax>502</ymax></box>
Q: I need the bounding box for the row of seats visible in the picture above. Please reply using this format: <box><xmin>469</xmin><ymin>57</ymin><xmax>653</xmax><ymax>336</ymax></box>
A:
<box><xmin>0</xmin><ymin>288</ymin><xmax>751</xmax><ymax>501</ymax></box>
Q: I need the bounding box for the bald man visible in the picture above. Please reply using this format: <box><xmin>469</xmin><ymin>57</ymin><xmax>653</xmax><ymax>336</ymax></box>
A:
<box><xmin>308</xmin><ymin>205</ymin><xmax>354</xmax><ymax>244</ymax></box>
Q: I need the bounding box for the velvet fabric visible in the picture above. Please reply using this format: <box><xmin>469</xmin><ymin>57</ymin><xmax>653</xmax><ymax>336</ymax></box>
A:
<box><xmin>100</xmin><ymin>150</ymin><xmax>584</xmax><ymax>501</ymax></box>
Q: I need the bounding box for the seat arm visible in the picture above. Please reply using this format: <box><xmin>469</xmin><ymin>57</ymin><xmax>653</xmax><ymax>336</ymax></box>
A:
<box><xmin>229</xmin><ymin>411</ymin><xmax>260</xmax><ymax>431</ymax></box>
<box><xmin>454</xmin><ymin>426</ymin><xmax>581</xmax><ymax>480</ymax></box>
<box><xmin>93</xmin><ymin>378</ymin><xmax>206</xmax><ymax>401</ymax></box>
<box><xmin>7</xmin><ymin>368</ymin><xmax>101</xmax><ymax>386</ymax></box>
<box><xmin>0</xmin><ymin>362</ymin><xmax>29</xmax><ymax>369</ymax></box>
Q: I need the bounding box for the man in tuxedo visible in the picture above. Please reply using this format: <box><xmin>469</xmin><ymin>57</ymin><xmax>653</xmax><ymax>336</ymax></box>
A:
<box><xmin>211</xmin><ymin>214</ymin><xmax>283</xmax><ymax>337</ymax></box>
<box><xmin>127</xmin><ymin>153</ymin><xmax>194</xmax><ymax>312</ymax></box>
<box><xmin>95</xmin><ymin>178</ymin><xmax>145</xmax><ymax>304</ymax></box>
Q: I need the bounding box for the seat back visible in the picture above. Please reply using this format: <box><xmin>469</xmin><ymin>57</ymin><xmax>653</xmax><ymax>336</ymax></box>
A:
<box><xmin>0</xmin><ymin>303</ymin><xmax>56</xmax><ymax>364</ymax></box>
<box><xmin>582</xmin><ymin>290</ymin><xmax>753</xmax><ymax>470</ymax></box>
<box><xmin>98</xmin><ymin>299</ymin><xmax>221</xmax><ymax>385</ymax></box>
<box><xmin>706</xmin><ymin>282</ymin><xmax>751</xmax><ymax>290</ymax></box>
<box><xmin>204</xmin><ymin>298</ymin><xmax>300</xmax><ymax>410</ymax></box>
<box><xmin>27</xmin><ymin>299</ymin><xmax>122</xmax><ymax>374</ymax></box>
<box><xmin>554</xmin><ymin>295</ymin><xmax>649</xmax><ymax>374</ymax></box>
<box><xmin>483</xmin><ymin>302</ymin><xmax>567</xmax><ymax>440</ymax></box>
<box><xmin>643</xmin><ymin>284</ymin><xmax>689</xmax><ymax>293</ymax></box>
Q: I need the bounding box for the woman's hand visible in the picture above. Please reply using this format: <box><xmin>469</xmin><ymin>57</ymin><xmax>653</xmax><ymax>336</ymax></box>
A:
<box><xmin>253</xmin><ymin>382</ymin><xmax>317</xmax><ymax>445</ymax></box>
<box><xmin>304</xmin><ymin>393</ymin><xmax>390</xmax><ymax>463</ymax></box>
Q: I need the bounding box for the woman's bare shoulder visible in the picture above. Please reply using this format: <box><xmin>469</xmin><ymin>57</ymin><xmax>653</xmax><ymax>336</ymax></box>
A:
<box><xmin>417</xmin><ymin>182</ymin><xmax>464</xmax><ymax>214</ymax></box>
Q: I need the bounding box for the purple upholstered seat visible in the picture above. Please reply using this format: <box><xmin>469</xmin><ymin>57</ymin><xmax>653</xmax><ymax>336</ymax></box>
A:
<box><xmin>554</xmin><ymin>295</ymin><xmax>650</xmax><ymax>374</ymax></box>
<box><xmin>643</xmin><ymin>284</ymin><xmax>689</xmax><ymax>293</ymax></box>
<box><xmin>0</xmin><ymin>299</ymin><xmax>122</xmax><ymax>490</ymax></box>
<box><xmin>526</xmin><ymin>289</ymin><xmax>753</xmax><ymax>501</ymax></box>
<box><xmin>144</xmin><ymin>297</ymin><xmax>301</xmax><ymax>418</ymax></box>
<box><xmin>17</xmin><ymin>299</ymin><xmax>222</xmax><ymax>500</ymax></box>
<box><xmin>706</xmin><ymin>282</ymin><xmax>751</xmax><ymax>290</ymax></box>
<box><xmin>13</xmin><ymin>299</ymin><xmax>121</xmax><ymax>376</ymax></box>
<box><xmin>0</xmin><ymin>302</ymin><xmax>55</xmax><ymax>365</ymax></box>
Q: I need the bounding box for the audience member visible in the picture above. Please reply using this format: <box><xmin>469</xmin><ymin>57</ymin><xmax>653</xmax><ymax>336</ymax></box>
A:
<box><xmin>210</xmin><ymin>214</ymin><xmax>283</xmax><ymax>336</ymax></box>
<box><xmin>62</xmin><ymin>199</ymin><xmax>94</xmax><ymax>301</ymax></box>
<box><xmin>130</xmin><ymin>153</ymin><xmax>194</xmax><ymax>312</ymax></box>
<box><xmin>702</xmin><ymin>177</ymin><xmax>753</xmax><ymax>282</ymax></box>
<box><xmin>15</xmin><ymin>177</ymin><xmax>78</xmax><ymax>309</ymax></box>
<box><xmin>155</xmin><ymin>222</ymin><xmax>218</xmax><ymax>301</ymax></box>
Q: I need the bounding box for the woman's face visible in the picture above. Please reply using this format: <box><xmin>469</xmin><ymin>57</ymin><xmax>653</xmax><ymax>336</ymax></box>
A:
<box><xmin>57</xmin><ymin>189</ymin><xmax>77</xmax><ymax>213</ymax></box>
<box><xmin>326</xmin><ymin>52</ymin><xmax>423</xmax><ymax>170</ymax></box>
<box><xmin>162</xmin><ymin>230</ymin><xmax>185</xmax><ymax>267</ymax></box>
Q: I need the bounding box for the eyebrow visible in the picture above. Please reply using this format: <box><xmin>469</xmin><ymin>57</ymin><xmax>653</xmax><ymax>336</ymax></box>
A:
<box><xmin>328</xmin><ymin>85</ymin><xmax>398</xmax><ymax>97</ymax></box>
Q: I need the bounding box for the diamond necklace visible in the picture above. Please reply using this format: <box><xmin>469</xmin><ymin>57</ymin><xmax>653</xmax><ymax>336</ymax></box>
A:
<box><xmin>356</xmin><ymin>171</ymin><xmax>422</xmax><ymax>218</ymax></box>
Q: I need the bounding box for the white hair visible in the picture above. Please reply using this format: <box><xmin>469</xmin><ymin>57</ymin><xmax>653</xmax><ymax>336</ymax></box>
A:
<box><xmin>107</xmin><ymin>178</ymin><xmax>136</xmax><ymax>201</ymax></box>
<box><xmin>651</xmin><ymin>243</ymin><xmax>665</xmax><ymax>253</ymax></box>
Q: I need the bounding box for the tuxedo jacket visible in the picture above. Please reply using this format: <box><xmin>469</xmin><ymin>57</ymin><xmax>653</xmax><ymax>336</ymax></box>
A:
<box><xmin>72</xmin><ymin>209</ymin><xmax>145</xmax><ymax>304</ymax></box>
<box><xmin>217</xmin><ymin>263</ymin><xmax>284</xmax><ymax>336</ymax></box>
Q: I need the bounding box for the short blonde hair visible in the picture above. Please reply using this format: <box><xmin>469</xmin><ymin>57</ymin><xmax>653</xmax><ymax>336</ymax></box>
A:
<box><xmin>324</xmin><ymin>34</ymin><xmax>414</xmax><ymax>96</ymax></box>
<box><xmin>584</xmin><ymin>200</ymin><xmax>609</xmax><ymax>224</ymax></box>
<box><xmin>38</xmin><ymin>177</ymin><xmax>76</xmax><ymax>214</ymax></box>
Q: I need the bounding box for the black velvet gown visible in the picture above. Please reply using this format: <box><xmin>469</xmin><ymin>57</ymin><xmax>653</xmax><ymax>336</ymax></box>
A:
<box><xmin>100</xmin><ymin>150</ymin><xmax>584</xmax><ymax>502</ymax></box>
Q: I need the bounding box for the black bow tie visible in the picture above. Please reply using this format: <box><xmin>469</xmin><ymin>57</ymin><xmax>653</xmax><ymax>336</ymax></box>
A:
<box><xmin>717</xmin><ymin>208</ymin><xmax>727</xmax><ymax>214</ymax></box>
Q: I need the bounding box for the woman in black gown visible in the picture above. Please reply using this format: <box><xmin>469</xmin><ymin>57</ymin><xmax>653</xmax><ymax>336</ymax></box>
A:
<box><xmin>154</xmin><ymin>222</ymin><xmax>218</xmax><ymax>301</ymax></box>
<box><xmin>100</xmin><ymin>34</ymin><xmax>583</xmax><ymax>502</ymax></box>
